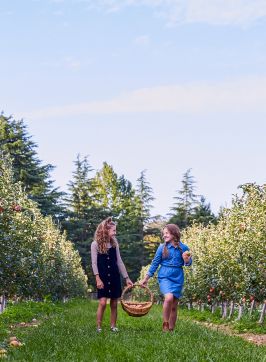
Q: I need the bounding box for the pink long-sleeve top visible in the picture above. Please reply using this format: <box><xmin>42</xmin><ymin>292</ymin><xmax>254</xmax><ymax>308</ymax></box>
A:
<box><xmin>91</xmin><ymin>240</ymin><xmax>129</xmax><ymax>279</ymax></box>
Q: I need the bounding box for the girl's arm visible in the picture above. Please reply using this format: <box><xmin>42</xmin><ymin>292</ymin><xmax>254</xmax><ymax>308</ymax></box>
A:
<box><xmin>116</xmin><ymin>243</ymin><xmax>133</xmax><ymax>286</ymax></box>
<box><xmin>140</xmin><ymin>244</ymin><xmax>163</xmax><ymax>286</ymax></box>
<box><xmin>91</xmin><ymin>241</ymin><xmax>99</xmax><ymax>275</ymax></box>
<box><xmin>147</xmin><ymin>244</ymin><xmax>163</xmax><ymax>277</ymax></box>
<box><xmin>91</xmin><ymin>241</ymin><xmax>104</xmax><ymax>289</ymax></box>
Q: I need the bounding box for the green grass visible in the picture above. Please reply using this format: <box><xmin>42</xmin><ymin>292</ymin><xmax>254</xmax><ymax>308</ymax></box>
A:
<box><xmin>1</xmin><ymin>299</ymin><xmax>265</xmax><ymax>362</ymax></box>
<box><xmin>0</xmin><ymin>300</ymin><xmax>62</xmax><ymax>350</ymax></box>
<box><xmin>180</xmin><ymin>307</ymin><xmax>266</xmax><ymax>334</ymax></box>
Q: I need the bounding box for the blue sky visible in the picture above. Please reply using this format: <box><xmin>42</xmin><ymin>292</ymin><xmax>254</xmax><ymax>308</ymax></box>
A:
<box><xmin>1</xmin><ymin>0</ymin><xmax>266</xmax><ymax>216</ymax></box>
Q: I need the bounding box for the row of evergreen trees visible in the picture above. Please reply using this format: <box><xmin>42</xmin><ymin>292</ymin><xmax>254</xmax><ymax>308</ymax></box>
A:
<box><xmin>0</xmin><ymin>114</ymin><xmax>217</xmax><ymax>285</ymax></box>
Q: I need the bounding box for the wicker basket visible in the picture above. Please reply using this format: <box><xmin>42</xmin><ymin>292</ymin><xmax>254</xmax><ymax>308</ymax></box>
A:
<box><xmin>121</xmin><ymin>284</ymin><xmax>154</xmax><ymax>317</ymax></box>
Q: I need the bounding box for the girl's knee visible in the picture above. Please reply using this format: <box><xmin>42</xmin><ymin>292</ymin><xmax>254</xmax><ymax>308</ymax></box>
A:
<box><xmin>164</xmin><ymin>294</ymin><xmax>174</xmax><ymax>303</ymax></box>
<box><xmin>110</xmin><ymin>299</ymin><xmax>118</xmax><ymax>307</ymax></box>
<box><xmin>99</xmin><ymin>299</ymin><xmax>107</xmax><ymax>308</ymax></box>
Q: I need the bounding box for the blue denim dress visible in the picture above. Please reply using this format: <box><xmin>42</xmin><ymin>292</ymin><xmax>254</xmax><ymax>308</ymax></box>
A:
<box><xmin>147</xmin><ymin>242</ymin><xmax>192</xmax><ymax>298</ymax></box>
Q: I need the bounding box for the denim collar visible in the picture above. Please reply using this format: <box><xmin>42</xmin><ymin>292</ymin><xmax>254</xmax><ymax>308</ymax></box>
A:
<box><xmin>166</xmin><ymin>241</ymin><xmax>181</xmax><ymax>249</ymax></box>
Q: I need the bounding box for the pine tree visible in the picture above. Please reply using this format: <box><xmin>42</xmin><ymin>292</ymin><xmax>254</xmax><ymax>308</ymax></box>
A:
<box><xmin>91</xmin><ymin>163</ymin><xmax>146</xmax><ymax>281</ymax></box>
<box><xmin>66</xmin><ymin>154</ymin><xmax>93</xmax><ymax>217</ymax></box>
<box><xmin>136</xmin><ymin>170</ymin><xmax>154</xmax><ymax>224</ymax></box>
<box><xmin>135</xmin><ymin>170</ymin><xmax>155</xmax><ymax>266</ymax></box>
<box><xmin>193</xmin><ymin>196</ymin><xmax>217</xmax><ymax>226</ymax></box>
<box><xmin>0</xmin><ymin>114</ymin><xmax>63</xmax><ymax>217</ymax></box>
<box><xmin>169</xmin><ymin>169</ymin><xmax>216</xmax><ymax>228</ymax></box>
<box><xmin>169</xmin><ymin>168</ymin><xmax>198</xmax><ymax>228</ymax></box>
<box><xmin>62</xmin><ymin>155</ymin><xmax>108</xmax><ymax>280</ymax></box>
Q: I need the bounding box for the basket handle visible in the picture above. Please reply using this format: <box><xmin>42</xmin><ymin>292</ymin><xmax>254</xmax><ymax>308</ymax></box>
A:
<box><xmin>121</xmin><ymin>283</ymin><xmax>154</xmax><ymax>303</ymax></box>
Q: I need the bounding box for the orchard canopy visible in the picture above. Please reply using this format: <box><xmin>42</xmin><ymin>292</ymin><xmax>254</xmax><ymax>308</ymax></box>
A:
<box><xmin>0</xmin><ymin>155</ymin><xmax>88</xmax><ymax>300</ymax></box>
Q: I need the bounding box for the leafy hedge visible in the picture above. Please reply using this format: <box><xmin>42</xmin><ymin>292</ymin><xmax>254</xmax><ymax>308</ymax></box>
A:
<box><xmin>0</xmin><ymin>155</ymin><xmax>88</xmax><ymax>301</ymax></box>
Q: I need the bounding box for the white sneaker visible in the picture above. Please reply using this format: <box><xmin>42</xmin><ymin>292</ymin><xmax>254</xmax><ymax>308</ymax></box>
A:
<box><xmin>96</xmin><ymin>327</ymin><xmax>102</xmax><ymax>333</ymax></box>
<box><xmin>110</xmin><ymin>326</ymin><xmax>119</xmax><ymax>332</ymax></box>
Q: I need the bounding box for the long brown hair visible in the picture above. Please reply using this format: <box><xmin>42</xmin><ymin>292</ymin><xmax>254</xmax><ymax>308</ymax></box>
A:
<box><xmin>94</xmin><ymin>217</ymin><xmax>117</xmax><ymax>254</ymax></box>
<box><xmin>162</xmin><ymin>224</ymin><xmax>182</xmax><ymax>258</ymax></box>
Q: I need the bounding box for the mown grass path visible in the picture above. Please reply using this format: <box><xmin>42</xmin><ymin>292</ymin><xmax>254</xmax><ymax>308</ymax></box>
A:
<box><xmin>6</xmin><ymin>299</ymin><xmax>266</xmax><ymax>362</ymax></box>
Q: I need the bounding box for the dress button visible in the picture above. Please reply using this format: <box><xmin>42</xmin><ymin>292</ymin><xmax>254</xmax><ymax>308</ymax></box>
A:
<box><xmin>107</xmin><ymin>257</ymin><xmax>110</xmax><ymax>260</ymax></box>
<box><xmin>108</xmin><ymin>265</ymin><xmax>110</xmax><ymax>268</ymax></box>
<box><xmin>108</xmin><ymin>274</ymin><xmax>110</xmax><ymax>276</ymax></box>
<box><xmin>109</xmin><ymin>290</ymin><xmax>111</xmax><ymax>292</ymax></box>
<box><xmin>108</xmin><ymin>282</ymin><xmax>110</xmax><ymax>285</ymax></box>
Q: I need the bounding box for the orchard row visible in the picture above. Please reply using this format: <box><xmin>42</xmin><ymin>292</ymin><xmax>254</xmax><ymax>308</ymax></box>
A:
<box><xmin>0</xmin><ymin>156</ymin><xmax>88</xmax><ymax>307</ymax></box>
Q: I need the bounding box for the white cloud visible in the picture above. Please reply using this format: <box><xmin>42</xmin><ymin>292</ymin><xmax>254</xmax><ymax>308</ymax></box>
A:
<box><xmin>53</xmin><ymin>9</ymin><xmax>64</xmax><ymax>16</ymax></box>
<box><xmin>134</xmin><ymin>34</ymin><xmax>150</xmax><ymax>45</ymax></box>
<box><xmin>81</xmin><ymin>0</ymin><xmax>266</xmax><ymax>26</ymax></box>
<box><xmin>21</xmin><ymin>76</ymin><xmax>266</xmax><ymax>119</ymax></box>
<box><xmin>40</xmin><ymin>56</ymin><xmax>83</xmax><ymax>70</ymax></box>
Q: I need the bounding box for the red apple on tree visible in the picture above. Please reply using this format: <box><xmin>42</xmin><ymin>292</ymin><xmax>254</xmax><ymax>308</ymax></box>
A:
<box><xmin>12</xmin><ymin>204</ymin><xmax>22</xmax><ymax>212</ymax></box>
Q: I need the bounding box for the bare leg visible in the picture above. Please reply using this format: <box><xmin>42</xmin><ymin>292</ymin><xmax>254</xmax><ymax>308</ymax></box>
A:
<box><xmin>96</xmin><ymin>298</ymin><xmax>107</xmax><ymax>328</ymax></box>
<box><xmin>110</xmin><ymin>298</ymin><xmax>118</xmax><ymax>328</ymax></box>
<box><xmin>162</xmin><ymin>293</ymin><xmax>174</xmax><ymax>330</ymax></box>
<box><xmin>169</xmin><ymin>298</ymin><xmax>179</xmax><ymax>331</ymax></box>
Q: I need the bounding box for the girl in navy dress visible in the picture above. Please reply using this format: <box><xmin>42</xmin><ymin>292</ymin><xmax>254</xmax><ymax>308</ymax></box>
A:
<box><xmin>91</xmin><ymin>217</ymin><xmax>133</xmax><ymax>332</ymax></box>
<box><xmin>140</xmin><ymin>224</ymin><xmax>192</xmax><ymax>332</ymax></box>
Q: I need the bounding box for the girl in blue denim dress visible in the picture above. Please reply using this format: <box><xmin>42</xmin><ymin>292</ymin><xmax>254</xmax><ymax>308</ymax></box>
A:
<box><xmin>140</xmin><ymin>224</ymin><xmax>192</xmax><ymax>332</ymax></box>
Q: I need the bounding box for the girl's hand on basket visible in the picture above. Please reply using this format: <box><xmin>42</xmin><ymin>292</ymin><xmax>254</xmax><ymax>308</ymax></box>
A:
<box><xmin>139</xmin><ymin>276</ymin><xmax>149</xmax><ymax>287</ymax></box>
<box><xmin>125</xmin><ymin>277</ymin><xmax>133</xmax><ymax>287</ymax></box>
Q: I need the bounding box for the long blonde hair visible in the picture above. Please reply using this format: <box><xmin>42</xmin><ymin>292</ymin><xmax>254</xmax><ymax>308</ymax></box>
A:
<box><xmin>162</xmin><ymin>224</ymin><xmax>182</xmax><ymax>258</ymax></box>
<box><xmin>94</xmin><ymin>217</ymin><xmax>117</xmax><ymax>254</ymax></box>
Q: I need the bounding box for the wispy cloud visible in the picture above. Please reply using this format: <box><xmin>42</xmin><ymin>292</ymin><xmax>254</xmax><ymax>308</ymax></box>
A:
<box><xmin>80</xmin><ymin>0</ymin><xmax>266</xmax><ymax>26</ymax></box>
<box><xmin>40</xmin><ymin>56</ymin><xmax>88</xmax><ymax>70</ymax></box>
<box><xmin>50</xmin><ymin>0</ymin><xmax>65</xmax><ymax>3</ymax></box>
<box><xmin>0</xmin><ymin>10</ymin><xmax>13</xmax><ymax>16</ymax></box>
<box><xmin>134</xmin><ymin>34</ymin><xmax>150</xmax><ymax>46</ymax></box>
<box><xmin>21</xmin><ymin>76</ymin><xmax>266</xmax><ymax>119</ymax></box>
<box><xmin>52</xmin><ymin>9</ymin><xmax>64</xmax><ymax>16</ymax></box>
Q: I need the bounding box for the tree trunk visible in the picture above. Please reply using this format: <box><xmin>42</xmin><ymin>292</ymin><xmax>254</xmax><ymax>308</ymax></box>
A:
<box><xmin>220</xmin><ymin>302</ymin><xmax>224</xmax><ymax>317</ymax></box>
<box><xmin>198</xmin><ymin>302</ymin><xmax>201</xmax><ymax>311</ymax></box>
<box><xmin>228</xmin><ymin>301</ymin><xmax>235</xmax><ymax>319</ymax></box>
<box><xmin>0</xmin><ymin>295</ymin><xmax>6</xmax><ymax>313</ymax></box>
<box><xmin>258</xmin><ymin>302</ymin><xmax>266</xmax><ymax>324</ymax></box>
<box><xmin>222</xmin><ymin>301</ymin><xmax>228</xmax><ymax>319</ymax></box>
<box><xmin>211</xmin><ymin>302</ymin><xmax>216</xmax><ymax>314</ymax></box>
<box><xmin>249</xmin><ymin>300</ymin><xmax>255</xmax><ymax>316</ymax></box>
<box><xmin>237</xmin><ymin>303</ymin><xmax>245</xmax><ymax>320</ymax></box>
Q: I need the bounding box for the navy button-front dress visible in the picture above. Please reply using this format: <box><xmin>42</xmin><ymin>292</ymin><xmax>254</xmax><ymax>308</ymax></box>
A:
<box><xmin>97</xmin><ymin>247</ymin><xmax>122</xmax><ymax>299</ymax></box>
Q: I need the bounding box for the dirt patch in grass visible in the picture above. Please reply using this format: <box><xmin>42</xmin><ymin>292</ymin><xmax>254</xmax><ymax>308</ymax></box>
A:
<box><xmin>193</xmin><ymin>321</ymin><xmax>266</xmax><ymax>346</ymax></box>
<box><xmin>237</xmin><ymin>333</ymin><xmax>266</xmax><ymax>346</ymax></box>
